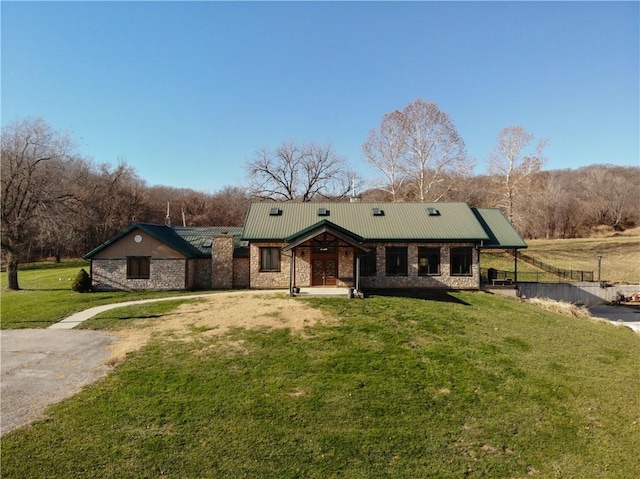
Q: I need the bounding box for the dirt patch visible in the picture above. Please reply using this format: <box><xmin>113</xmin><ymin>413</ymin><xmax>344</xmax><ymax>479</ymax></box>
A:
<box><xmin>107</xmin><ymin>293</ymin><xmax>330</xmax><ymax>365</ymax></box>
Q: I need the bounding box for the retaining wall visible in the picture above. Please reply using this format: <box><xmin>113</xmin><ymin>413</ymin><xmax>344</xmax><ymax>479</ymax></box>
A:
<box><xmin>517</xmin><ymin>282</ymin><xmax>640</xmax><ymax>306</ymax></box>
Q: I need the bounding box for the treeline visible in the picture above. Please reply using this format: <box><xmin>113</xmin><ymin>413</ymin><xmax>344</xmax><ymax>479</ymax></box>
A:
<box><xmin>2</xmin><ymin>115</ymin><xmax>638</xmax><ymax>289</ymax></box>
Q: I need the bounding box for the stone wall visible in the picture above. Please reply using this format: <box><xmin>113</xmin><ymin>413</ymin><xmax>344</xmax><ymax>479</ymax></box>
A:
<box><xmin>191</xmin><ymin>258</ymin><xmax>212</xmax><ymax>290</ymax></box>
<box><xmin>359</xmin><ymin>242</ymin><xmax>479</xmax><ymax>290</ymax></box>
<box><xmin>212</xmin><ymin>235</ymin><xmax>234</xmax><ymax>289</ymax></box>
<box><xmin>233</xmin><ymin>257</ymin><xmax>250</xmax><ymax>288</ymax></box>
<box><xmin>249</xmin><ymin>242</ymin><xmax>291</xmax><ymax>288</ymax></box>
<box><xmin>91</xmin><ymin>258</ymin><xmax>187</xmax><ymax>291</ymax></box>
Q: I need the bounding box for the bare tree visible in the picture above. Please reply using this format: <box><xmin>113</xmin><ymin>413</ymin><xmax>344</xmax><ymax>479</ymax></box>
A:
<box><xmin>246</xmin><ymin>140</ymin><xmax>351</xmax><ymax>202</ymax></box>
<box><xmin>401</xmin><ymin>99</ymin><xmax>473</xmax><ymax>202</ymax></box>
<box><xmin>487</xmin><ymin>125</ymin><xmax>546</xmax><ymax>227</ymax></box>
<box><xmin>1</xmin><ymin>118</ymin><xmax>76</xmax><ymax>289</ymax></box>
<box><xmin>362</xmin><ymin>99</ymin><xmax>473</xmax><ymax>202</ymax></box>
<box><xmin>362</xmin><ymin>110</ymin><xmax>408</xmax><ymax>201</ymax></box>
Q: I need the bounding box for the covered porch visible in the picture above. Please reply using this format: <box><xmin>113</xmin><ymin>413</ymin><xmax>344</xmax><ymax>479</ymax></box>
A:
<box><xmin>282</xmin><ymin>220</ymin><xmax>369</xmax><ymax>295</ymax></box>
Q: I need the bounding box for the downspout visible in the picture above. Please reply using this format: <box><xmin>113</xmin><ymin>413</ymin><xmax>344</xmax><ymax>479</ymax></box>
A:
<box><xmin>355</xmin><ymin>254</ymin><xmax>361</xmax><ymax>292</ymax></box>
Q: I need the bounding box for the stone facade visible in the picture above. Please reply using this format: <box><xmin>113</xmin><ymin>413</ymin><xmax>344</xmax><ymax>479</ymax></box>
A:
<box><xmin>359</xmin><ymin>242</ymin><xmax>479</xmax><ymax>290</ymax></box>
<box><xmin>191</xmin><ymin>258</ymin><xmax>212</xmax><ymax>290</ymax></box>
<box><xmin>211</xmin><ymin>235</ymin><xmax>234</xmax><ymax>289</ymax></box>
<box><xmin>249</xmin><ymin>242</ymin><xmax>291</xmax><ymax>288</ymax></box>
<box><xmin>91</xmin><ymin>258</ymin><xmax>187</xmax><ymax>291</ymax></box>
<box><xmin>233</xmin><ymin>257</ymin><xmax>250</xmax><ymax>288</ymax></box>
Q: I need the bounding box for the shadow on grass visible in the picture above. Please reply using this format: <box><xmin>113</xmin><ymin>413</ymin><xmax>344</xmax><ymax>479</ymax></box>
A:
<box><xmin>362</xmin><ymin>288</ymin><xmax>471</xmax><ymax>305</ymax></box>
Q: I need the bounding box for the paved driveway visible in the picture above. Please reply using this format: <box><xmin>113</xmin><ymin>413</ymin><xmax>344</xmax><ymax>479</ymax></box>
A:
<box><xmin>1</xmin><ymin>329</ymin><xmax>118</xmax><ymax>436</ymax></box>
<box><xmin>589</xmin><ymin>304</ymin><xmax>640</xmax><ymax>333</ymax></box>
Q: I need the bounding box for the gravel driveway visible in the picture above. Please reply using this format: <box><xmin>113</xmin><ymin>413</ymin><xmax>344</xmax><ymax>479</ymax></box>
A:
<box><xmin>1</xmin><ymin>329</ymin><xmax>118</xmax><ymax>436</ymax></box>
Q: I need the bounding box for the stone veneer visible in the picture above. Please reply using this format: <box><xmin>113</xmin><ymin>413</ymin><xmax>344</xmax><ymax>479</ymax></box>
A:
<box><xmin>212</xmin><ymin>235</ymin><xmax>235</xmax><ymax>289</ymax></box>
<box><xmin>359</xmin><ymin>242</ymin><xmax>479</xmax><ymax>290</ymax></box>
<box><xmin>91</xmin><ymin>258</ymin><xmax>187</xmax><ymax>291</ymax></box>
<box><xmin>233</xmin><ymin>257</ymin><xmax>250</xmax><ymax>288</ymax></box>
<box><xmin>249</xmin><ymin>242</ymin><xmax>291</xmax><ymax>288</ymax></box>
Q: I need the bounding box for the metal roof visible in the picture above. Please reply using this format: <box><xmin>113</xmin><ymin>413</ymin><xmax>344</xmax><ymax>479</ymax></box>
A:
<box><xmin>84</xmin><ymin>224</ymin><xmax>248</xmax><ymax>260</ymax></box>
<box><xmin>471</xmin><ymin>208</ymin><xmax>528</xmax><ymax>249</ymax></box>
<box><xmin>243</xmin><ymin>202</ymin><xmax>492</xmax><ymax>242</ymax></box>
<box><xmin>173</xmin><ymin>226</ymin><xmax>246</xmax><ymax>256</ymax></box>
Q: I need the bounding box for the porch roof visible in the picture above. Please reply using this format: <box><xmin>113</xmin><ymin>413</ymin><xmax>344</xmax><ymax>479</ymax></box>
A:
<box><xmin>282</xmin><ymin>220</ymin><xmax>369</xmax><ymax>252</ymax></box>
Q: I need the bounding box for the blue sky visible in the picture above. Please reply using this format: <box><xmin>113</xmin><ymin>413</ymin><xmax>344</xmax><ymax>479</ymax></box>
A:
<box><xmin>2</xmin><ymin>1</ymin><xmax>638</xmax><ymax>193</ymax></box>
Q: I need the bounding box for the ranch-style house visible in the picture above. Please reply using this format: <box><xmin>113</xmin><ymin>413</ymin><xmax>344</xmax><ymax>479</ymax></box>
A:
<box><xmin>83</xmin><ymin>201</ymin><xmax>527</xmax><ymax>293</ymax></box>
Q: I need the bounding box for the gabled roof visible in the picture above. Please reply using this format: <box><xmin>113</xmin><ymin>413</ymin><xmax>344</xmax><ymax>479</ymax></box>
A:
<box><xmin>282</xmin><ymin>220</ymin><xmax>368</xmax><ymax>252</ymax></box>
<box><xmin>243</xmin><ymin>202</ymin><xmax>491</xmax><ymax>242</ymax></box>
<box><xmin>84</xmin><ymin>223</ymin><xmax>248</xmax><ymax>260</ymax></box>
<box><xmin>173</xmin><ymin>226</ymin><xmax>246</xmax><ymax>256</ymax></box>
<box><xmin>471</xmin><ymin>208</ymin><xmax>528</xmax><ymax>249</ymax></box>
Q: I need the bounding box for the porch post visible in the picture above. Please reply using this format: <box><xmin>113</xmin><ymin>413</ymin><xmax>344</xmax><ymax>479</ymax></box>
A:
<box><xmin>289</xmin><ymin>249</ymin><xmax>295</xmax><ymax>296</ymax></box>
<box><xmin>514</xmin><ymin>249</ymin><xmax>518</xmax><ymax>284</ymax></box>
<box><xmin>355</xmin><ymin>254</ymin><xmax>361</xmax><ymax>292</ymax></box>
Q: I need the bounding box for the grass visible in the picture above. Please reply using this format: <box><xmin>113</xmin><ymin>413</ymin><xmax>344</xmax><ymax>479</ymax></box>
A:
<box><xmin>0</xmin><ymin>261</ymin><xmax>209</xmax><ymax>329</ymax></box>
<box><xmin>482</xmin><ymin>235</ymin><xmax>640</xmax><ymax>284</ymax></box>
<box><xmin>2</xmin><ymin>292</ymin><xmax>639</xmax><ymax>478</ymax></box>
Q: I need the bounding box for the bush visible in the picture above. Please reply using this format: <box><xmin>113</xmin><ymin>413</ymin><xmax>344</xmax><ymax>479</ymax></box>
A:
<box><xmin>72</xmin><ymin>268</ymin><xmax>92</xmax><ymax>293</ymax></box>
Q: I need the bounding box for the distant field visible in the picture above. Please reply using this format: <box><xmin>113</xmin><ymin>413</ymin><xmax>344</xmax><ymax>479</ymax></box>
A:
<box><xmin>483</xmin><ymin>235</ymin><xmax>640</xmax><ymax>284</ymax></box>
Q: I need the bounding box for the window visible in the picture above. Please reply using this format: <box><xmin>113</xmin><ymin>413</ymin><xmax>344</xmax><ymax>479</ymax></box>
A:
<box><xmin>418</xmin><ymin>247</ymin><xmax>440</xmax><ymax>276</ymax></box>
<box><xmin>450</xmin><ymin>247</ymin><xmax>473</xmax><ymax>276</ymax></box>
<box><xmin>386</xmin><ymin>246</ymin><xmax>408</xmax><ymax>276</ymax></box>
<box><xmin>359</xmin><ymin>247</ymin><xmax>377</xmax><ymax>276</ymax></box>
<box><xmin>127</xmin><ymin>257</ymin><xmax>150</xmax><ymax>279</ymax></box>
<box><xmin>260</xmin><ymin>247</ymin><xmax>281</xmax><ymax>272</ymax></box>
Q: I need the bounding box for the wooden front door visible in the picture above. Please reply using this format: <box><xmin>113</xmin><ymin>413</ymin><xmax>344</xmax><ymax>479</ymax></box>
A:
<box><xmin>312</xmin><ymin>257</ymin><xmax>337</xmax><ymax>286</ymax></box>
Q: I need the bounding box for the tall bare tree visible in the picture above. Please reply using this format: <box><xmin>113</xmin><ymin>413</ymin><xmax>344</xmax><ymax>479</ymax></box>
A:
<box><xmin>363</xmin><ymin>99</ymin><xmax>472</xmax><ymax>202</ymax></box>
<box><xmin>487</xmin><ymin>125</ymin><xmax>546</xmax><ymax>226</ymax></box>
<box><xmin>246</xmin><ymin>140</ymin><xmax>351</xmax><ymax>202</ymax></box>
<box><xmin>362</xmin><ymin>110</ymin><xmax>408</xmax><ymax>201</ymax></box>
<box><xmin>1</xmin><ymin>118</ymin><xmax>76</xmax><ymax>289</ymax></box>
<box><xmin>402</xmin><ymin>99</ymin><xmax>473</xmax><ymax>202</ymax></box>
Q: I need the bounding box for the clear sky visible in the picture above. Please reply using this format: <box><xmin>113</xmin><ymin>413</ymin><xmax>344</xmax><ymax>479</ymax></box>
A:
<box><xmin>2</xmin><ymin>1</ymin><xmax>638</xmax><ymax>193</ymax></box>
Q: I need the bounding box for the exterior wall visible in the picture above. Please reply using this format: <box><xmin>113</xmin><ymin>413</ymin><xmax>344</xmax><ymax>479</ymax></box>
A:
<box><xmin>91</xmin><ymin>230</ymin><xmax>184</xmax><ymax>260</ymax></box>
<box><xmin>249</xmin><ymin>242</ymin><xmax>291</xmax><ymax>288</ymax></box>
<box><xmin>212</xmin><ymin>235</ymin><xmax>235</xmax><ymax>289</ymax></box>
<box><xmin>191</xmin><ymin>258</ymin><xmax>212</xmax><ymax>290</ymax></box>
<box><xmin>359</xmin><ymin>242</ymin><xmax>479</xmax><ymax>290</ymax></box>
<box><xmin>337</xmin><ymin>247</ymin><xmax>355</xmax><ymax>287</ymax></box>
<box><xmin>233</xmin><ymin>257</ymin><xmax>250</xmax><ymax>288</ymax></box>
<box><xmin>294</xmin><ymin>247</ymin><xmax>312</xmax><ymax>287</ymax></box>
<box><xmin>91</xmin><ymin>258</ymin><xmax>187</xmax><ymax>291</ymax></box>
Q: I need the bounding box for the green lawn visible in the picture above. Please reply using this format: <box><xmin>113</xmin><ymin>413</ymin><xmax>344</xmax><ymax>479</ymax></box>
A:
<box><xmin>482</xmin><ymin>236</ymin><xmax>640</xmax><ymax>284</ymax></box>
<box><xmin>2</xmin><ymin>293</ymin><xmax>638</xmax><ymax>478</ymax></box>
<box><xmin>0</xmin><ymin>261</ymin><xmax>209</xmax><ymax>329</ymax></box>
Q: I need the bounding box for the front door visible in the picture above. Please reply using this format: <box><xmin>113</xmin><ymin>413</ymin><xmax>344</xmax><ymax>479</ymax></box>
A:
<box><xmin>312</xmin><ymin>256</ymin><xmax>337</xmax><ymax>286</ymax></box>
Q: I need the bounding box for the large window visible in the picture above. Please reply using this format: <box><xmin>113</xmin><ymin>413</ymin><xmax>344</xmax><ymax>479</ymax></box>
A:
<box><xmin>260</xmin><ymin>247</ymin><xmax>281</xmax><ymax>272</ymax></box>
<box><xmin>358</xmin><ymin>247</ymin><xmax>377</xmax><ymax>277</ymax></box>
<box><xmin>127</xmin><ymin>256</ymin><xmax>150</xmax><ymax>279</ymax></box>
<box><xmin>418</xmin><ymin>247</ymin><xmax>441</xmax><ymax>276</ymax></box>
<box><xmin>450</xmin><ymin>247</ymin><xmax>473</xmax><ymax>276</ymax></box>
<box><xmin>386</xmin><ymin>246</ymin><xmax>408</xmax><ymax>276</ymax></box>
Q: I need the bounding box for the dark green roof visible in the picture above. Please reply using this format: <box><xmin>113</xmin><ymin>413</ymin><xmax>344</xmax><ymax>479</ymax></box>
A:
<box><xmin>243</xmin><ymin>202</ymin><xmax>491</xmax><ymax>242</ymax></box>
<box><xmin>471</xmin><ymin>208</ymin><xmax>528</xmax><ymax>249</ymax></box>
<box><xmin>243</xmin><ymin>202</ymin><xmax>526</xmax><ymax>249</ymax></box>
<box><xmin>84</xmin><ymin>223</ymin><xmax>248</xmax><ymax>260</ymax></box>
<box><xmin>173</xmin><ymin>226</ymin><xmax>246</xmax><ymax>257</ymax></box>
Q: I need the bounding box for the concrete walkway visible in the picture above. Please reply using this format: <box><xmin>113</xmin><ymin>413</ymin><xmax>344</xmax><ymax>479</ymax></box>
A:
<box><xmin>48</xmin><ymin>294</ymin><xmax>213</xmax><ymax>330</ymax></box>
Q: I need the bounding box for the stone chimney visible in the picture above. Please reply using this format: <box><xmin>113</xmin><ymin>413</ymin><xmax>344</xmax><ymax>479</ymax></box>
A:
<box><xmin>211</xmin><ymin>234</ymin><xmax>234</xmax><ymax>289</ymax></box>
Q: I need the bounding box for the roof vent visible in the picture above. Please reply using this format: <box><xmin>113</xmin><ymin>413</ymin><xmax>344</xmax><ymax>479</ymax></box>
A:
<box><xmin>202</xmin><ymin>239</ymin><xmax>213</xmax><ymax>248</ymax></box>
<box><xmin>427</xmin><ymin>207</ymin><xmax>440</xmax><ymax>216</ymax></box>
<box><xmin>317</xmin><ymin>208</ymin><xmax>330</xmax><ymax>216</ymax></box>
<box><xmin>240</xmin><ymin>240</ymin><xmax>249</xmax><ymax>247</ymax></box>
<box><xmin>269</xmin><ymin>207</ymin><xmax>282</xmax><ymax>216</ymax></box>
<box><xmin>372</xmin><ymin>208</ymin><xmax>384</xmax><ymax>216</ymax></box>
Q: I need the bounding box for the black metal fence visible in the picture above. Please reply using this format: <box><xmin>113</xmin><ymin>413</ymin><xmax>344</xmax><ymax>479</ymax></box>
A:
<box><xmin>514</xmin><ymin>251</ymin><xmax>594</xmax><ymax>282</ymax></box>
